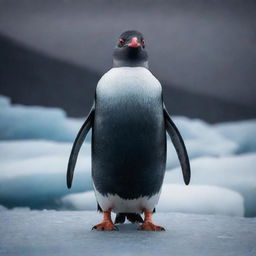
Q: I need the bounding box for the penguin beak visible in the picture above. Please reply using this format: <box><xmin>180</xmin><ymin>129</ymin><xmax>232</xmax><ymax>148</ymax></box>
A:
<box><xmin>128</xmin><ymin>37</ymin><xmax>141</xmax><ymax>48</ymax></box>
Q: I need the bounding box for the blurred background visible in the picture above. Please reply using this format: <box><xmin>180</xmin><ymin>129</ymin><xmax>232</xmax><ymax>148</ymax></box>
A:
<box><xmin>0</xmin><ymin>0</ymin><xmax>255</xmax><ymax>218</ymax></box>
<box><xmin>1</xmin><ymin>0</ymin><xmax>256</xmax><ymax>122</ymax></box>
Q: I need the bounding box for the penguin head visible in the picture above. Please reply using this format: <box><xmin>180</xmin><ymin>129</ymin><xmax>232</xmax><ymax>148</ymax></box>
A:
<box><xmin>113</xmin><ymin>30</ymin><xmax>148</xmax><ymax>68</ymax></box>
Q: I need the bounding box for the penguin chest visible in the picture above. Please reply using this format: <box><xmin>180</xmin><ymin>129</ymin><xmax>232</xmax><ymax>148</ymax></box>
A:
<box><xmin>94</xmin><ymin>185</ymin><xmax>161</xmax><ymax>213</ymax></box>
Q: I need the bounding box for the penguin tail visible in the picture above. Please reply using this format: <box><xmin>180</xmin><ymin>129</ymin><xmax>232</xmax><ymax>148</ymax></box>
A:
<box><xmin>114</xmin><ymin>213</ymin><xmax>126</xmax><ymax>224</ymax></box>
<box><xmin>126</xmin><ymin>213</ymin><xmax>144</xmax><ymax>223</ymax></box>
<box><xmin>114</xmin><ymin>213</ymin><xmax>144</xmax><ymax>224</ymax></box>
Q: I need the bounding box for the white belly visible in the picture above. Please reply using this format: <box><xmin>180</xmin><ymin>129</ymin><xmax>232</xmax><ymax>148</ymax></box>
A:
<box><xmin>96</xmin><ymin>67</ymin><xmax>162</xmax><ymax>102</ymax></box>
<box><xmin>94</xmin><ymin>185</ymin><xmax>161</xmax><ymax>213</ymax></box>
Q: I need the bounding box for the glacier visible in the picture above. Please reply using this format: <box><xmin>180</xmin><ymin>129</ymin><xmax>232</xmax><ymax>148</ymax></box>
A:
<box><xmin>61</xmin><ymin>184</ymin><xmax>244</xmax><ymax>216</ymax></box>
<box><xmin>0</xmin><ymin>95</ymin><xmax>256</xmax><ymax>218</ymax></box>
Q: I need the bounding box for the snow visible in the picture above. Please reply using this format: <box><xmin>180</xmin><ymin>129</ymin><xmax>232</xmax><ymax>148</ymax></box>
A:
<box><xmin>0</xmin><ymin>139</ymin><xmax>93</xmax><ymax>208</ymax></box>
<box><xmin>0</xmin><ymin>95</ymin><xmax>256</xmax><ymax>218</ymax></box>
<box><xmin>215</xmin><ymin>119</ymin><xmax>256</xmax><ymax>154</ymax></box>
<box><xmin>0</xmin><ymin>95</ymin><xmax>83</xmax><ymax>142</ymax></box>
<box><xmin>1</xmin><ymin>140</ymin><xmax>253</xmax><ymax>215</ymax></box>
<box><xmin>166</xmin><ymin>135</ymin><xmax>237</xmax><ymax>169</ymax></box>
<box><xmin>165</xmin><ymin>154</ymin><xmax>256</xmax><ymax>217</ymax></box>
<box><xmin>0</xmin><ymin>210</ymin><xmax>255</xmax><ymax>256</ymax></box>
<box><xmin>0</xmin><ymin>140</ymin><xmax>86</xmax><ymax>160</ymax></box>
<box><xmin>167</xmin><ymin>116</ymin><xmax>240</xmax><ymax>169</ymax></box>
<box><xmin>0</xmin><ymin>95</ymin><xmax>238</xmax><ymax>158</ymax></box>
<box><xmin>158</xmin><ymin>185</ymin><xmax>244</xmax><ymax>217</ymax></box>
<box><xmin>0</xmin><ymin>140</ymin><xmax>251</xmax><ymax>215</ymax></box>
<box><xmin>0</xmin><ymin>153</ymin><xmax>92</xmax><ymax>209</ymax></box>
<box><xmin>61</xmin><ymin>191</ymin><xmax>97</xmax><ymax>211</ymax></box>
<box><xmin>61</xmin><ymin>184</ymin><xmax>244</xmax><ymax>216</ymax></box>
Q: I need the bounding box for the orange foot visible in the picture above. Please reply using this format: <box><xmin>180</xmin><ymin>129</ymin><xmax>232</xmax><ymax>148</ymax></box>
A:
<box><xmin>138</xmin><ymin>221</ymin><xmax>165</xmax><ymax>231</ymax></box>
<box><xmin>138</xmin><ymin>210</ymin><xmax>165</xmax><ymax>231</ymax></box>
<box><xmin>92</xmin><ymin>221</ymin><xmax>119</xmax><ymax>231</ymax></box>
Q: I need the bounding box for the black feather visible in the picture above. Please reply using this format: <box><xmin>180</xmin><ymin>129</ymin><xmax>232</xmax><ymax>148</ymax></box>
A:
<box><xmin>114</xmin><ymin>213</ymin><xmax>126</xmax><ymax>224</ymax></box>
<box><xmin>97</xmin><ymin>203</ymin><xmax>103</xmax><ymax>212</ymax></box>
<box><xmin>115</xmin><ymin>213</ymin><xmax>144</xmax><ymax>224</ymax></box>
<box><xmin>126</xmin><ymin>213</ymin><xmax>144</xmax><ymax>223</ymax></box>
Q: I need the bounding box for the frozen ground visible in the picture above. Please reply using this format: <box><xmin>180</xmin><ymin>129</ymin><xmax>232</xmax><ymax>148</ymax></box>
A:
<box><xmin>0</xmin><ymin>210</ymin><xmax>256</xmax><ymax>256</ymax></box>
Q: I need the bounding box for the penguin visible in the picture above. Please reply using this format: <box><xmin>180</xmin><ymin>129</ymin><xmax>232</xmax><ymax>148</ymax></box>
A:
<box><xmin>67</xmin><ymin>30</ymin><xmax>190</xmax><ymax>231</ymax></box>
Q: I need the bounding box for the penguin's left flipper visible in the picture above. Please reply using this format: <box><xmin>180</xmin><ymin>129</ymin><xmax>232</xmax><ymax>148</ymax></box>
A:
<box><xmin>66</xmin><ymin>104</ymin><xmax>95</xmax><ymax>189</ymax></box>
<box><xmin>164</xmin><ymin>106</ymin><xmax>191</xmax><ymax>185</ymax></box>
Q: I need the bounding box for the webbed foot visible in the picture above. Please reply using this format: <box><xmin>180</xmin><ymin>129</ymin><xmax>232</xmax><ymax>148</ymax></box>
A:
<box><xmin>137</xmin><ymin>209</ymin><xmax>165</xmax><ymax>231</ymax></box>
<box><xmin>92</xmin><ymin>210</ymin><xmax>119</xmax><ymax>231</ymax></box>
<box><xmin>92</xmin><ymin>221</ymin><xmax>119</xmax><ymax>231</ymax></box>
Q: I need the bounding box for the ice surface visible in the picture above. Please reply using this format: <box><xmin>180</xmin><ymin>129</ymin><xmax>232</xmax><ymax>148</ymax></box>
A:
<box><xmin>0</xmin><ymin>138</ymin><xmax>255</xmax><ymax>215</ymax></box>
<box><xmin>158</xmin><ymin>185</ymin><xmax>244</xmax><ymax>216</ymax></box>
<box><xmin>171</xmin><ymin>116</ymin><xmax>238</xmax><ymax>145</ymax></box>
<box><xmin>0</xmin><ymin>95</ymin><xmax>239</xmax><ymax>156</ymax></box>
<box><xmin>0</xmin><ymin>96</ymin><xmax>256</xmax><ymax>217</ymax></box>
<box><xmin>0</xmin><ymin>140</ymin><xmax>92</xmax><ymax>208</ymax></box>
<box><xmin>61</xmin><ymin>184</ymin><xmax>244</xmax><ymax>216</ymax></box>
<box><xmin>0</xmin><ymin>204</ymin><xmax>7</xmax><ymax>211</ymax></box>
<box><xmin>0</xmin><ymin>95</ymin><xmax>83</xmax><ymax>142</ymax></box>
<box><xmin>166</xmin><ymin>135</ymin><xmax>237</xmax><ymax>169</ymax></box>
<box><xmin>165</xmin><ymin>153</ymin><xmax>256</xmax><ymax>217</ymax></box>
<box><xmin>0</xmin><ymin>210</ymin><xmax>255</xmax><ymax>256</ymax></box>
<box><xmin>61</xmin><ymin>191</ymin><xmax>97</xmax><ymax>211</ymax></box>
<box><xmin>215</xmin><ymin>119</ymin><xmax>256</xmax><ymax>154</ymax></box>
<box><xmin>0</xmin><ymin>140</ymin><xmax>90</xmax><ymax>161</ymax></box>
<box><xmin>0</xmin><ymin>139</ymin><xmax>248</xmax><ymax>215</ymax></box>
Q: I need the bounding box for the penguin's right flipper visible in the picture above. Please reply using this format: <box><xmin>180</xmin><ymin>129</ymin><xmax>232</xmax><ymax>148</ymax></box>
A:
<box><xmin>66</xmin><ymin>104</ymin><xmax>95</xmax><ymax>188</ymax></box>
<box><xmin>163</xmin><ymin>106</ymin><xmax>191</xmax><ymax>185</ymax></box>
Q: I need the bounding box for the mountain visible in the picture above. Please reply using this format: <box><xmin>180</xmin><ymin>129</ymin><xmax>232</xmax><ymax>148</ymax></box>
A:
<box><xmin>0</xmin><ymin>34</ymin><xmax>255</xmax><ymax>122</ymax></box>
<box><xmin>0</xmin><ymin>34</ymin><xmax>97</xmax><ymax>116</ymax></box>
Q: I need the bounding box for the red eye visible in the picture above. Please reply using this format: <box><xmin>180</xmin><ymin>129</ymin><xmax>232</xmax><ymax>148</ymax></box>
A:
<box><xmin>119</xmin><ymin>38</ymin><xmax>125</xmax><ymax>47</ymax></box>
<box><xmin>142</xmin><ymin>39</ymin><xmax>145</xmax><ymax>47</ymax></box>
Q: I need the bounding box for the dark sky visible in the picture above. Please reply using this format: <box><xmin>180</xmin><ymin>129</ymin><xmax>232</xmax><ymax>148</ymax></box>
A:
<box><xmin>0</xmin><ymin>0</ymin><xmax>255</xmax><ymax>112</ymax></box>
